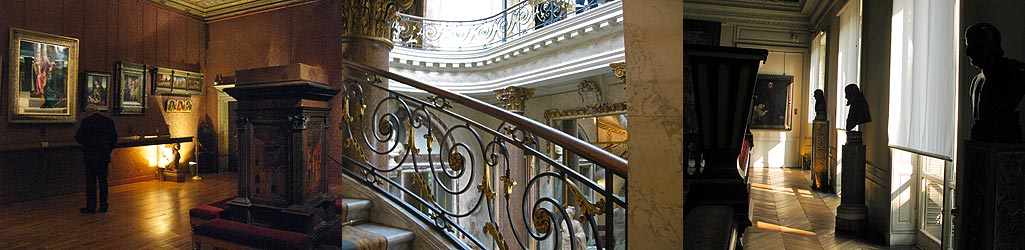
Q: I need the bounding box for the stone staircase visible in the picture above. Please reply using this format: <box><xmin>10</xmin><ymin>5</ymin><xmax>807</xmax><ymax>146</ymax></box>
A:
<box><xmin>335</xmin><ymin>171</ymin><xmax>466</xmax><ymax>250</ymax></box>
<box><xmin>336</xmin><ymin>198</ymin><xmax>414</xmax><ymax>250</ymax></box>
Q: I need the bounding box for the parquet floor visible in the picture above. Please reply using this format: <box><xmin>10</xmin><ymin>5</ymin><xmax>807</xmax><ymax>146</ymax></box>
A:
<box><xmin>742</xmin><ymin>167</ymin><xmax>919</xmax><ymax>250</ymax></box>
<box><xmin>0</xmin><ymin>173</ymin><xmax>237</xmax><ymax>249</ymax></box>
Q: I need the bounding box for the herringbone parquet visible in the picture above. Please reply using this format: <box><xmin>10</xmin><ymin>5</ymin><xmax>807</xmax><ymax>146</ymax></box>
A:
<box><xmin>742</xmin><ymin>167</ymin><xmax>920</xmax><ymax>250</ymax></box>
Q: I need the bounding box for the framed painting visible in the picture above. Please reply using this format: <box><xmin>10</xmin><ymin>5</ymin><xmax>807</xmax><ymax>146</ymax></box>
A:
<box><xmin>115</xmin><ymin>62</ymin><xmax>148</xmax><ymax>115</ymax></box>
<box><xmin>82</xmin><ymin>71</ymin><xmax>111</xmax><ymax>111</ymax></box>
<box><xmin>154</xmin><ymin>67</ymin><xmax>202</xmax><ymax>95</ymax></box>
<box><xmin>750</xmin><ymin>74</ymin><xmax>794</xmax><ymax>130</ymax></box>
<box><xmin>7</xmin><ymin>28</ymin><xmax>79</xmax><ymax>123</ymax></box>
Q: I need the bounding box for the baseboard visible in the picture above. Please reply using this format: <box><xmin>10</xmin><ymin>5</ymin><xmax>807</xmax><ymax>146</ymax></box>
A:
<box><xmin>110</xmin><ymin>175</ymin><xmax>156</xmax><ymax>186</ymax></box>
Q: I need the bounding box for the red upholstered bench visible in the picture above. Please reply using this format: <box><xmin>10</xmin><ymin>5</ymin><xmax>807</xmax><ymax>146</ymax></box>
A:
<box><xmin>193</xmin><ymin>218</ymin><xmax>312</xmax><ymax>250</ymax></box>
<box><xmin>189</xmin><ymin>198</ymin><xmax>233</xmax><ymax>228</ymax></box>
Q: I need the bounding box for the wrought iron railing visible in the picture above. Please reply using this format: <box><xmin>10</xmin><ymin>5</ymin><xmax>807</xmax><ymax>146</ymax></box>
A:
<box><xmin>336</xmin><ymin>59</ymin><xmax>627</xmax><ymax>249</ymax></box>
<box><xmin>392</xmin><ymin>0</ymin><xmax>614</xmax><ymax>51</ymax></box>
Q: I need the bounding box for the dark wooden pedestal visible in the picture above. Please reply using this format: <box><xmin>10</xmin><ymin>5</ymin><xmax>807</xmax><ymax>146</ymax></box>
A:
<box><xmin>836</xmin><ymin>131</ymin><xmax>867</xmax><ymax>232</ymax></box>
<box><xmin>956</xmin><ymin>140</ymin><xmax>1025</xmax><ymax>250</ymax></box>
<box><xmin>224</xmin><ymin>71</ymin><xmax>339</xmax><ymax>238</ymax></box>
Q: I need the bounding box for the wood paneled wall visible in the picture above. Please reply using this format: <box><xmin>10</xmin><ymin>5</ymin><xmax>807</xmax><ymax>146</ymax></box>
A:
<box><xmin>202</xmin><ymin>0</ymin><xmax>343</xmax><ymax>176</ymax></box>
<box><xmin>0</xmin><ymin>0</ymin><xmax>206</xmax><ymax>204</ymax></box>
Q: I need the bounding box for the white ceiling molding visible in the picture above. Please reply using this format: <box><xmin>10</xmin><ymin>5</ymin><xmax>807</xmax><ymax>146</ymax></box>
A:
<box><xmin>686</xmin><ymin>0</ymin><xmax>805</xmax><ymax>12</ymax></box>
<box><xmin>684</xmin><ymin>2</ymin><xmax>811</xmax><ymax>30</ymax></box>
<box><xmin>390</xmin><ymin>36</ymin><xmax>625</xmax><ymax>97</ymax></box>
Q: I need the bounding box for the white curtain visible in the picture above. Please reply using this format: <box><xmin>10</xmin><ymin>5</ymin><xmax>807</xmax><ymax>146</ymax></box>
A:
<box><xmin>809</xmin><ymin>33</ymin><xmax>826</xmax><ymax>123</ymax></box>
<box><xmin>836</xmin><ymin>1</ymin><xmax>861</xmax><ymax>130</ymax></box>
<box><xmin>888</xmin><ymin>0</ymin><xmax>957</xmax><ymax>160</ymax></box>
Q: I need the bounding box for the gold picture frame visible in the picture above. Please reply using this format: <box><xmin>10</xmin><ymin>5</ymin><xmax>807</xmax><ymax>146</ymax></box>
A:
<box><xmin>115</xmin><ymin>62</ymin><xmax>148</xmax><ymax>115</ymax></box>
<box><xmin>154</xmin><ymin>67</ymin><xmax>202</xmax><ymax>95</ymax></box>
<box><xmin>7</xmin><ymin>28</ymin><xmax>79</xmax><ymax>123</ymax></box>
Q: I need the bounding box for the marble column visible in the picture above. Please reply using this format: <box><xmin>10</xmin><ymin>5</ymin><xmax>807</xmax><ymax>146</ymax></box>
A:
<box><xmin>492</xmin><ymin>86</ymin><xmax>534</xmax><ymax>248</ymax></box>
<box><xmin>623</xmin><ymin>0</ymin><xmax>684</xmax><ymax>249</ymax></box>
<box><xmin>337</xmin><ymin>0</ymin><xmax>413</xmax><ymax>170</ymax></box>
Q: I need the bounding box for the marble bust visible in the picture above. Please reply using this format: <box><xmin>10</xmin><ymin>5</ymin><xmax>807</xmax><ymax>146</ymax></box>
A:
<box><xmin>814</xmin><ymin>89</ymin><xmax>826</xmax><ymax>121</ymax></box>
<box><xmin>845</xmin><ymin>84</ymin><xmax>871</xmax><ymax>131</ymax></box>
<box><xmin>966</xmin><ymin>23</ymin><xmax>1025</xmax><ymax>142</ymax></box>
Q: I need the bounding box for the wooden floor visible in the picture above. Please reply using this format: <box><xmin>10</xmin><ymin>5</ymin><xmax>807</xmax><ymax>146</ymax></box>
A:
<box><xmin>0</xmin><ymin>173</ymin><xmax>237</xmax><ymax>249</ymax></box>
<box><xmin>0</xmin><ymin>167</ymin><xmax>924</xmax><ymax>249</ymax></box>
<box><xmin>742</xmin><ymin>166</ymin><xmax>919</xmax><ymax>250</ymax></box>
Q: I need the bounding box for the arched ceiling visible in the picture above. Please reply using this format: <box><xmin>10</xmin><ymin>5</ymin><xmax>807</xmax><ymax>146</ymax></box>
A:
<box><xmin>146</xmin><ymin>0</ymin><xmax>310</xmax><ymax>21</ymax></box>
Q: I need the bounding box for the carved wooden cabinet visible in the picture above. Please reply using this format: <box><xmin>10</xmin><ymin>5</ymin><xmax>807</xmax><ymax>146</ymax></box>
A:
<box><xmin>224</xmin><ymin>65</ymin><xmax>339</xmax><ymax>236</ymax></box>
<box><xmin>956</xmin><ymin>140</ymin><xmax>1025</xmax><ymax>250</ymax></box>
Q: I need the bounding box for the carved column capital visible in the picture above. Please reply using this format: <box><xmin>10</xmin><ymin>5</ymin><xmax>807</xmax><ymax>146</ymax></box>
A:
<box><xmin>289</xmin><ymin>115</ymin><xmax>310</xmax><ymax>130</ymax></box>
<box><xmin>493</xmin><ymin>86</ymin><xmax>535</xmax><ymax>114</ymax></box>
<box><xmin>340</xmin><ymin>0</ymin><xmax>414</xmax><ymax>48</ymax></box>
<box><xmin>610</xmin><ymin>61</ymin><xmax>626</xmax><ymax>82</ymax></box>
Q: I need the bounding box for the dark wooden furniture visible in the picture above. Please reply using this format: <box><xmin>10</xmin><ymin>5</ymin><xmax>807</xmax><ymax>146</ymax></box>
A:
<box><xmin>956</xmin><ymin>140</ymin><xmax>1025</xmax><ymax>249</ymax></box>
<box><xmin>683</xmin><ymin>45</ymin><xmax>767</xmax><ymax>249</ymax></box>
<box><xmin>224</xmin><ymin>64</ymin><xmax>339</xmax><ymax>237</ymax></box>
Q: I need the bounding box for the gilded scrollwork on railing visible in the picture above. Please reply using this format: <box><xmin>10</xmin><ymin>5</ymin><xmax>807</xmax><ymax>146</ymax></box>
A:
<box><xmin>484</xmin><ymin>222</ymin><xmax>510</xmax><ymax>250</ymax></box>
<box><xmin>337</xmin><ymin>60</ymin><xmax>626</xmax><ymax>250</ymax></box>
<box><xmin>392</xmin><ymin>0</ymin><xmax>612</xmax><ymax>51</ymax></box>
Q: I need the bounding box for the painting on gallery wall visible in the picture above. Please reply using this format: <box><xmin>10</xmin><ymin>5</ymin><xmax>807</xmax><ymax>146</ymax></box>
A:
<box><xmin>7</xmin><ymin>28</ymin><xmax>79</xmax><ymax>123</ymax></box>
<box><xmin>82</xmin><ymin>71</ymin><xmax>111</xmax><ymax>111</ymax></box>
<box><xmin>750</xmin><ymin>74</ymin><xmax>794</xmax><ymax>130</ymax></box>
<box><xmin>154</xmin><ymin>67</ymin><xmax>202</xmax><ymax>96</ymax></box>
<box><xmin>116</xmin><ymin>62</ymin><xmax>148</xmax><ymax>115</ymax></box>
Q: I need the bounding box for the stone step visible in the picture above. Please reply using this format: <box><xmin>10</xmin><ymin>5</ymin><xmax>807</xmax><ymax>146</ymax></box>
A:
<box><xmin>337</xmin><ymin>198</ymin><xmax>371</xmax><ymax>223</ymax></box>
<box><xmin>343</xmin><ymin>223</ymin><xmax>414</xmax><ymax>250</ymax></box>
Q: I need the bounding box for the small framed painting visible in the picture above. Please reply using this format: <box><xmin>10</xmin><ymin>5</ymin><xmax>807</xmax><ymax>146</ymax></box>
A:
<box><xmin>750</xmin><ymin>74</ymin><xmax>794</xmax><ymax>130</ymax></box>
<box><xmin>82</xmin><ymin>71</ymin><xmax>111</xmax><ymax>111</ymax></box>
<box><xmin>115</xmin><ymin>62</ymin><xmax>148</xmax><ymax>115</ymax></box>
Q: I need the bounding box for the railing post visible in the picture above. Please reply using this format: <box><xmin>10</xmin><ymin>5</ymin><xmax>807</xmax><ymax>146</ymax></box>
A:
<box><xmin>493</xmin><ymin>86</ymin><xmax>535</xmax><ymax>248</ymax></box>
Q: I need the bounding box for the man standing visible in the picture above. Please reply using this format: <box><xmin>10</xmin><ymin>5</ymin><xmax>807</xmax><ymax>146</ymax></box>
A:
<box><xmin>75</xmin><ymin>107</ymin><xmax>117</xmax><ymax>213</ymax></box>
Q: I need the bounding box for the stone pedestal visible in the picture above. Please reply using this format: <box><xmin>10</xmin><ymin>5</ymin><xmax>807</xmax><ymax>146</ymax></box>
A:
<box><xmin>955</xmin><ymin>140</ymin><xmax>1025</xmax><ymax>250</ymax></box>
<box><xmin>811</xmin><ymin>120</ymin><xmax>830</xmax><ymax>192</ymax></box>
<box><xmin>836</xmin><ymin>131</ymin><xmax>867</xmax><ymax>232</ymax></box>
<box><xmin>224</xmin><ymin>65</ymin><xmax>339</xmax><ymax>237</ymax></box>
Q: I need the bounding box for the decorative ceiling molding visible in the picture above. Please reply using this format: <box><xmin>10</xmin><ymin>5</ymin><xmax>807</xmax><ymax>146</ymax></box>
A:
<box><xmin>146</xmin><ymin>0</ymin><xmax>312</xmax><ymax>21</ymax></box>
<box><xmin>684</xmin><ymin>13</ymin><xmax>809</xmax><ymax>30</ymax></box>
<box><xmin>685</xmin><ymin>0</ymin><xmax>805</xmax><ymax>12</ymax></box>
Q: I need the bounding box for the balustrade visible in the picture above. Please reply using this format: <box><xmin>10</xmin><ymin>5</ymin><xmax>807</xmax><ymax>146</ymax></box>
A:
<box><xmin>337</xmin><ymin>60</ymin><xmax>627</xmax><ymax>249</ymax></box>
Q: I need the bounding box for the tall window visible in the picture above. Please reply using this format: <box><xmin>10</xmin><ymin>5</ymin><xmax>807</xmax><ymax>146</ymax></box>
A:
<box><xmin>888</xmin><ymin>0</ymin><xmax>958</xmax><ymax>159</ymax></box>
<box><xmin>889</xmin><ymin>0</ymin><xmax>958</xmax><ymax>249</ymax></box>
<box><xmin>809</xmin><ymin>32</ymin><xmax>827</xmax><ymax>123</ymax></box>
<box><xmin>836</xmin><ymin>0</ymin><xmax>861</xmax><ymax>131</ymax></box>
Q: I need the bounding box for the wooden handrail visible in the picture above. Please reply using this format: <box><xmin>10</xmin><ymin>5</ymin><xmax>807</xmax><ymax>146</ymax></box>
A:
<box><xmin>341</xmin><ymin>60</ymin><xmax>629</xmax><ymax>177</ymax></box>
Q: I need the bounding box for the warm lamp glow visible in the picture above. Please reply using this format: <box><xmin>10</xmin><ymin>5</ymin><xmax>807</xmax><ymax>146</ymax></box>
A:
<box><xmin>157</xmin><ymin>145</ymin><xmax>176</xmax><ymax>168</ymax></box>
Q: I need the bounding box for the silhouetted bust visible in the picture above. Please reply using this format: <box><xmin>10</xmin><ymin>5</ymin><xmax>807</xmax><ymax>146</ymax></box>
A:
<box><xmin>814</xmin><ymin>89</ymin><xmax>826</xmax><ymax>121</ymax></box>
<box><xmin>845</xmin><ymin>84</ymin><xmax>871</xmax><ymax>131</ymax></box>
<box><xmin>966</xmin><ymin>23</ymin><xmax>1025</xmax><ymax>142</ymax></box>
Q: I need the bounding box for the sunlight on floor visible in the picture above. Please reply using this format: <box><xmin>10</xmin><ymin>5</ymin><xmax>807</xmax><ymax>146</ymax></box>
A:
<box><xmin>755</xmin><ymin>221</ymin><xmax>817</xmax><ymax>236</ymax></box>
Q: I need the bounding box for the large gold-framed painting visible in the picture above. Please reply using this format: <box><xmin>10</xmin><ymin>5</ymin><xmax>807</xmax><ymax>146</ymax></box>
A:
<box><xmin>8</xmin><ymin>28</ymin><xmax>79</xmax><ymax>123</ymax></box>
